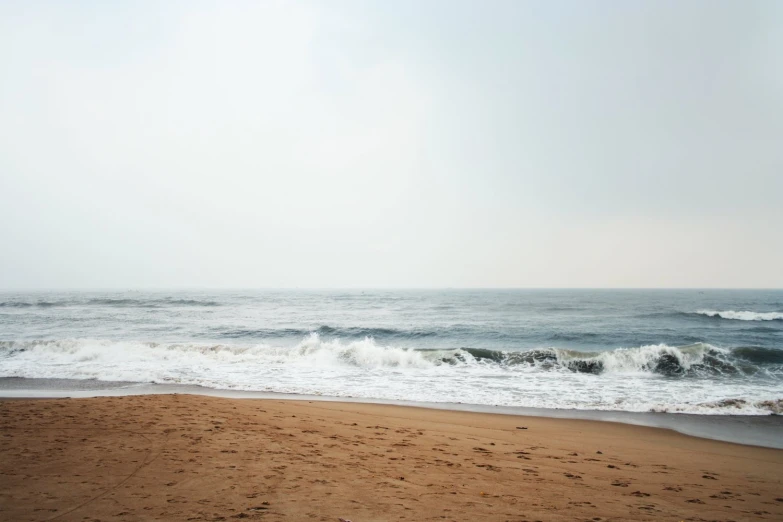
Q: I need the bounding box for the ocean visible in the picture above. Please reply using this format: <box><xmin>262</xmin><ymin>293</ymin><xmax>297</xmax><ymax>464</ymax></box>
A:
<box><xmin>1</xmin><ymin>289</ymin><xmax>781</xmax><ymax>416</ymax></box>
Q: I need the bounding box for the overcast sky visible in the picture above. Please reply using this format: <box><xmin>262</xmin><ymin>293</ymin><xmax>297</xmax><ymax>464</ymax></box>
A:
<box><xmin>1</xmin><ymin>0</ymin><xmax>781</xmax><ymax>289</ymax></box>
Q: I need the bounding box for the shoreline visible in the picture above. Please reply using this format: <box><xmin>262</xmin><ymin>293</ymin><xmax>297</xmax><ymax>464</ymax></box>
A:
<box><xmin>1</xmin><ymin>394</ymin><xmax>782</xmax><ymax>521</ymax></box>
<box><xmin>1</xmin><ymin>377</ymin><xmax>782</xmax><ymax>449</ymax></box>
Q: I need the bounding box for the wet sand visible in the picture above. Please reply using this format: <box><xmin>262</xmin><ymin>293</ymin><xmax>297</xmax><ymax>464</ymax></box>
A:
<box><xmin>1</xmin><ymin>395</ymin><xmax>782</xmax><ymax>521</ymax></box>
<box><xmin>3</xmin><ymin>378</ymin><xmax>782</xmax><ymax>449</ymax></box>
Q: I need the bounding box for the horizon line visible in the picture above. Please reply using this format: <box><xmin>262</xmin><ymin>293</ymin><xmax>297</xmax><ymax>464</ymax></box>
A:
<box><xmin>1</xmin><ymin>287</ymin><xmax>782</xmax><ymax>292</ymax></box>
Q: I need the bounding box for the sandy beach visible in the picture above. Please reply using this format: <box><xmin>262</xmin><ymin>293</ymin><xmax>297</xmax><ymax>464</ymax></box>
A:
<box><xmin>1</xmin><ymin>395</ymin><xmax>781</xmax><ymax>521</ymax></box>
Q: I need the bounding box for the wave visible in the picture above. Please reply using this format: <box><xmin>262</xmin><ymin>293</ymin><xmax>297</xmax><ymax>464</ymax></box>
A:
<box><xmin>0</xmin><ymin>298</ymin><xmax>221</xmax><ymax>309</ymax></box>
<box><xmin>0</xmin><ymin>336</ymin><xmax>434</xmax><ymax>371</ymax></box>
<box><xmin>694</xmin><ymin>310</ymin><xmax>783</xmax><ymax>321</ymax></box>
<box><xmin>315</xmin><ymin>325</ymin><xmax>437</xmax><ymax>338</ymax></box>
<box><xmin>0</xmin><ymin>301</ymin><xmax>61</xmax><ymax>308</ymax></box>
<box><xmin>731</xmin><ymin>346</ymin><xmax>783</xmax><ymax>364</ymax></box>
<box><xmin>1</xmin><ymin>337</ymin><xmax>779</xmax><ymax>379</ymax></box>
<box><xmin>215</xmin><ymin>328</ymin><xmax>313</xmax><ymax>339</ymax></box>
<box><xmin>451</xmin><ymin>343</ymin><xmax>780</xmax><ymax>378</ymax></box>
<box><xmin>84</xmin><ymin>298</ymin><xmax>222</xmax><ymax>307</ymax></box>
<box><xmin>1</xmin><ymin>337</ymin><xmax>780</xmax><ymax>415</ymax></box>
<box><xmin>215</xmin><ymin>325</ymin><xmax>443</xmax><ymax>340</ymax></box>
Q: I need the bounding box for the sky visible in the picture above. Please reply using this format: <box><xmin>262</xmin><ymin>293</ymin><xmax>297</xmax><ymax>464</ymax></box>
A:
<box><xmin>0</xmin><ymin>0</ymin><xmax>781</xmax><ymax>289</ymax></box>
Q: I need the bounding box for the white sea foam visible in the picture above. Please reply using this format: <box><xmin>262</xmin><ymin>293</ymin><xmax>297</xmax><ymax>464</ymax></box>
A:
<box><xmin>1</xmin><ymin>337</ymin><xmax>781</xmax><ymax>415</ymax></box>
<box><xmin>554</xmin><ymin>343</ymin><xmax>723</xmax><ymax>374</ymax></box>
<box><xmin>695</xmin><ymin>310</ymin><xmax>783</xmax><ymax>321</ymax></box>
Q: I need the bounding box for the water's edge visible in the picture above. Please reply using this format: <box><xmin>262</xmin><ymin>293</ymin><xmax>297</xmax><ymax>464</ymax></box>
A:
<box><xmin>1</xmin><ymin>377</ymin><xmax>781</xmax><ymax>450</ymax></box>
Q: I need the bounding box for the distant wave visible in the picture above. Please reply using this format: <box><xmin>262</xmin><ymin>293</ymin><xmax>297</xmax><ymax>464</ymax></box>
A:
<box><xmin>0</xmin><ymin>301</ymin><xmax>61</xmax><ymax>308</ymax></box>
<box><xmin>694</xmin><ymin>310</ymin><xmax>783</xmax><ymax>322</ymax></box>
<box><xmin>315</xmin><ymin>325</ymin><xmax>440</xmax><ymax>338</ymax></box>
<box><xmin>0</xmin><ymin>298</ymin><xmax>221</xmax><ymax>308</ymax></box>
<box><xmin>212</xmin><ymin>325</ymin><xmax>615</xmax><ymax>344</ymax></box>
<box><xmin>215</xmin><ymin>325</ymin><xmax>444</xmax><ymax>340</ymax></box>
<box><xmin>88</xmin><ymin>298</ymin><xmax>221</xmax><ymax>307</ymax></box>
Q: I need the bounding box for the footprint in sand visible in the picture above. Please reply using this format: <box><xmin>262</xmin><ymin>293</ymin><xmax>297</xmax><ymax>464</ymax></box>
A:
<box><xmin>475</xmin><ymin>464</ymin><xmax>501</xmax><ymax>471</ymax></box>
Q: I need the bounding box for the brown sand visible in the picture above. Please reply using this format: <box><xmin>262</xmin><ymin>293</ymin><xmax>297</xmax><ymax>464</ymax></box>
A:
<box><xmin>1</xmin><ymin>395</ymin><xmax>781</xmax><ymax>521</ymax></box>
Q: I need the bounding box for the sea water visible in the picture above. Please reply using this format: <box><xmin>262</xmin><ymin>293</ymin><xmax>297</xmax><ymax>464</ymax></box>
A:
<box><xmin>1</xmin><ymin>289</ymin><xmax>781</xmax><ymax>415</ymax></box>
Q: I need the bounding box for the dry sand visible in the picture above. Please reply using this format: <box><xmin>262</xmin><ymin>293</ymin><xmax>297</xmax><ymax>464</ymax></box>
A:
<box><xmin>1</xmin><ymin>395</ymin><xmax>781</xmax><ymax>521</ymax></box>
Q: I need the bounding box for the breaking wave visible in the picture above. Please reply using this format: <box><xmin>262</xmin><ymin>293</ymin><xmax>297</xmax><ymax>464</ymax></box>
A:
<box><xmin>1</xmin><ymin>336</ymin><xmax>781</xmax><ymax>415</ymax></box>
<box><xmin>694</xmin><ymin>310</ymin><xmax>783</xmax><ymax>321</ymax></box>
<box><xmin>0</xmin><ymin>336</ymin><xmax>433</xmax><ymax>372</ymax></box>
<box><xmin>449</xmin><ymin>343</ymin><xmax>781</xmax><ymax>377</ymax></box>
<box><xmin>0</xmin><ymin>337</ymin><xmax>779</xmax><ymax>379</ymax></box>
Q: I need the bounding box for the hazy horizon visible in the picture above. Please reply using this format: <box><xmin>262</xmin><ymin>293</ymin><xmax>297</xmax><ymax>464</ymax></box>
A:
<box><xmin>2</xmin><ymin>286</ymin><xmax>782</xmax><ymax>292</ymax></box>
<box><xmin>2</xmin><ymin>1</ymin><xmax>781</xmax><ymax>290</ymax></box>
